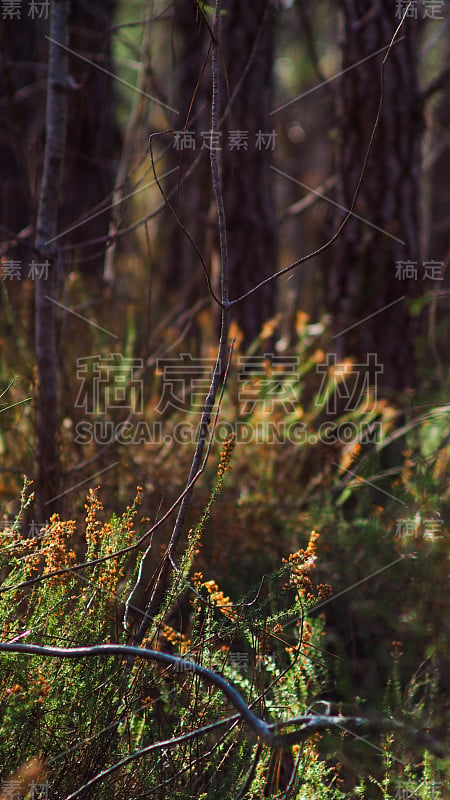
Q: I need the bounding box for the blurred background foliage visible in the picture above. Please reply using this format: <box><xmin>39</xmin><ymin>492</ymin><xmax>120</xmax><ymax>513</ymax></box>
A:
<box><xmin>0</xmin><ymin>0</ymin><xmax>448</xmax><ymax>796</ymax></box>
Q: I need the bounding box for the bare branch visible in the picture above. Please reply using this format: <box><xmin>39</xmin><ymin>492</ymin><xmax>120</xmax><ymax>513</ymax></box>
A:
<box><xmin>127</xmin><ymin>0</ymin><xmax>232</xmax><ymax>648</ymax></box>
<box><xmin>0</xmin><ymin>643</ymin><xmax>446</xmax><ymax>763</ymax></box>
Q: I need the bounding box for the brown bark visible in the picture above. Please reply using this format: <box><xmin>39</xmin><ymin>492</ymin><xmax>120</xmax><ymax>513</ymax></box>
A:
<box><xmin>220</xmin><ymin>0</ymin><xmax>278</xmax><ymax>345</ymax></box>
<box><xmin>163</xmin><ymin>1</ymin><xmax>211</xmax><ymax>308</ymax></box>
<box><xmin>328</xmin><ymin>1</ymin><xmax>424</xmax><ymax>394</ymax></box>
<box><xmin>0</xmin><ymin>1</ymin><xmax>121</xmax><ymax>279</ymax></box>
<box><xmin>34</xmin><ymin>0</ymin><xmax>70</xmax><ymax>522</ymax></box>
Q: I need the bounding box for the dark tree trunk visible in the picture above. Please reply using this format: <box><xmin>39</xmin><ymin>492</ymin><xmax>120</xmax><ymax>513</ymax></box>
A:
<box><xmin>425</xmin><ymin>22</ymin><xmax>450</xmax><ymax>386</ymax></box>
<box><xmin>428</xmin><ymin>18</ymin><xmax>450</xmax><ymax>274</ymax></box>
<box><xmin>0</xmin><ymin>1</ymin><xmax>121</xmax><ymax>520</ymax></box>
<box><xmin>328</xmin><ymin>1</ymin><xmax>424</xmax><ymax>394</ymax></box>
<box><xmin>163</xmin><ymin>1</ymin><xmax>212</xmax><ymax>309</ymax></box>
<box><xmin>162</xmin><ymin>1</ymin><xmax>277</xmax><ymax>347</ymax></box>
<box><xmin>220</xmin><ymin>0</ymin><xmax>277</xmax><ymax>346</ymax></box>
<box><xmin>62</xmin><ymin>0</ymin><xmax>122</xmax><ymax>279</ymax></box>
<box><xmin>0</xmin><ymin>0</ymin><xmax>121</xmax><ymax>279</ymax></box>
<box><xmin>34</xmin><ymin>0</ymin><xmax>70</xmax><ymax>523</ymax></box>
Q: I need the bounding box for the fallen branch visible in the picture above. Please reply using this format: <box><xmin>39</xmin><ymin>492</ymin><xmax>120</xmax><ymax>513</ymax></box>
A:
<box><xmin>0</xmin><ymin>643</ymin><xmax>446</xmax><ymax>758</ymax></box>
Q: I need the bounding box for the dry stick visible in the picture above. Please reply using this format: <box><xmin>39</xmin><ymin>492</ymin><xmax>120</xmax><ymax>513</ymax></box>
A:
<box><xmin>146</xmin><ymin>3</ymin><xmax>276</xmax><ymax>308</ymax></box>
<box><xmin>233</xmin><ymin>743</ymin><xmax>264</xmax><ymax>800</ymax></box>
<box><xmin>64</xmin><ymin>296</ymin><xmax>209</xmax><ymax>477</ymax></box>
<box><xmin>128</xmin><ymin>0</ymin><xmax>231</xmax><ymax>649</ymax></box>
<box><xmin>57</xmin><ymin>142</ymin><xmax>203</xmax><ymax>254</ymax></box>
<box><xmin>0</xmin><ymin>446</ymin><xmax>215</xmax><ymax>597</ymax></box>
<box><xmin>0</xmin><ymin>352</ymin><xmax>231</xmax><ymax>609</ymax></box>
<box><xmin>174</xmin><ymin>29</ymin><xmax>213</xmax><ymax>200</ymax></box>
<box><xmin>122</xmin><ymin>338</ymin><xmax>234</xmax><ymax>635</ymax></box>
<box><xmin>1</xmin><ymin>16</ymin><xmax>423</xmax><ymax>789</ymax></box>
<box><xmin>46</xmin><ymin>583</ymin><xmax>294</xmax><ymax>797</ymax></box>
<box><xmin>0</xmin><ymin>341</ymin><xmax>231</xmax><ymax>608</ymax></box>
<box><xmin>62</xmin><ymin>716</ymin><xmax>237</xmax><ymax>800</ymax></box>
<box><xmin>296</xmin><ymin>2</ymin><xmax>329</xmax><ymax>92</ymax></box>
<box><xmin>277</xmin><ymin>175</ymin><xmax>337</xmax><ymax>224</ymax></box>
<box><xmin>0</xmin><ymin>642</ymin><xmax>446</xmax><ymax>761</ymax></box>
<box><xmin>50</xmin><ymin>140</ymin><xmax>172</xmax><ymax>253</ymax></box>
<box><xmin>278</xmin><ymin>745</ymin><xmax>306</xmax><ymax>800</ymax></box>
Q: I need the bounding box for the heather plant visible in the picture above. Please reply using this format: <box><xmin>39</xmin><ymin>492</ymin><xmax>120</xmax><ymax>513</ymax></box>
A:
<box><xmin>0</xmin><ymin>2</ymin><xmax>449</xmax><ymax>797</ymax></box>
<box><xmin>0</xmin><ymin>452</ymin><xmax>447</xmax><ymax>798</ymax></box>
<box><xmin>0</xmin><ymin>454</ymin><xmax>346</xmax><ymax>798</ymax></box>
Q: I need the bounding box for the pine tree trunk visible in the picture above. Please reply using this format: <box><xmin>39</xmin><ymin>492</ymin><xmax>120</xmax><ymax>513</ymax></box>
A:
<box><xmin>328</xmin><ymin>1</ymin><xmax>423</xmax><ymax>394</ymax></box>
<box><xmin>220</xmin><ymin>0</ymin><xmax>277</xmax><ymax>345</ymax></box>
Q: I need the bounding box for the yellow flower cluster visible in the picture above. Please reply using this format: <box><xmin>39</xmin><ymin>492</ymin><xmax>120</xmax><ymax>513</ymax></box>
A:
<box><xmin>217</xmin><ymin>434</ymin><xmax>236</xmax><ymax>479</ymax></box>
<box><xmin>84</xmin><ymin>486</ymin><xmax>103</xmax><ymax>553</ymax></box>
<box><xmin>160</xmin><ymin>622</ymin><xmax>191</xmax><ymax>654</ymax></box>
<box><xmin>202</xmin><ymin>579</ymin><xmax>237</xmax><ymax>621</ymax></box>
<box><xmin>42</xmin><ymin>515</ymin><xmax>76</xmax><ymax>585</ymax></box>
<box><xmin>284</xmin><ymin>530</ymin><xmax>319</xmax><ymax>596</ymax></box>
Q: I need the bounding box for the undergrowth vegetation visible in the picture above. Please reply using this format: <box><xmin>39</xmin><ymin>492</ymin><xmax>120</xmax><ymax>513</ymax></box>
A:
<box><xmin>0</xmin><ymin>315</ymin><xmax>448</xmax><ymax>797</ymax></box>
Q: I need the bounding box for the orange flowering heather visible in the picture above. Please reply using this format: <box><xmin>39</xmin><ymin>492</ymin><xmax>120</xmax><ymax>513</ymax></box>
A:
<box><xmin>160</xmin><ymin>622</ymin><xmax>191</xmax><ymax>654</ymax></box>
<box><xmin>42</xmin><ymin>515</ymin><xmax>76</xmax><ymax>584</ymax></box>
<box><xmin>84</xmin><ymin>486</ymin><xmax>103</xmax><ymax>555</ymax></box>
<box><xmin>217</xmin><ymin>434</ymin><xmax>236</xmax><ymax>479</ymax></box>
<box><xmin>119</xmin><ymin>486</ymin><xmax>143</xmax><ymax>543</ymax></box>
<box><xmin>284</xmin><ymin>530</ymin><xmax>319</xmax><ymax>595</ymax></box>
<box><xmin>202</xmin><ymin>579</ymin><xmax>237</xmax><ymax>621</ymax></box>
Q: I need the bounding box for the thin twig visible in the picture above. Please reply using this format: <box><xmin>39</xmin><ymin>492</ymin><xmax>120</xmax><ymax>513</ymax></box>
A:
<box><xmin>127</xmin><ymin>0</ymin><xmax>232</xmax><ymax>648</ymax></box>
<box><xmin>0</xmin><ymin>642</ymin><xmax>446</xmax><ymax>760</ymax></box>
